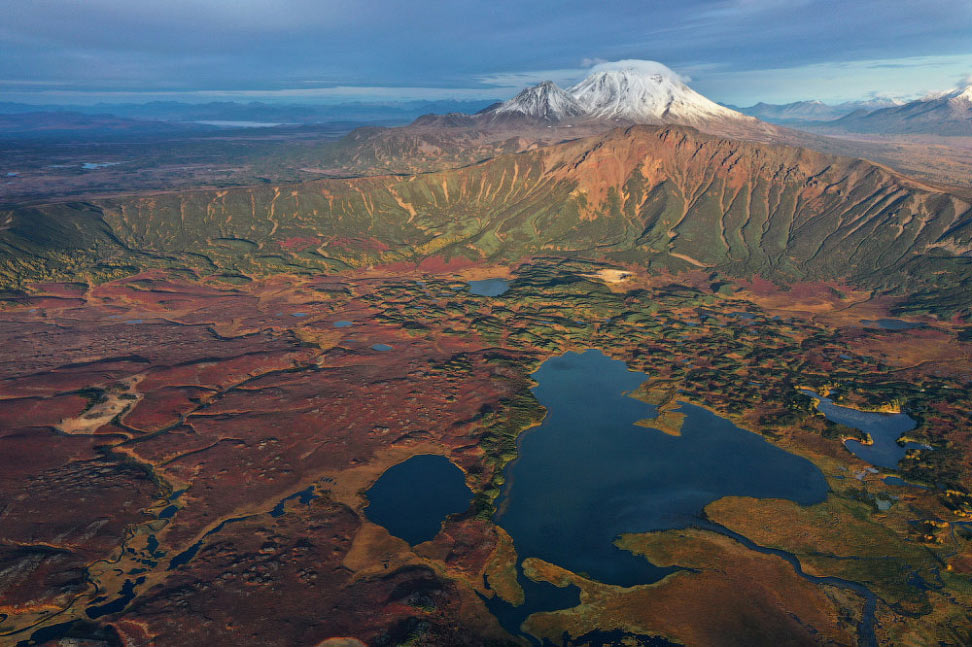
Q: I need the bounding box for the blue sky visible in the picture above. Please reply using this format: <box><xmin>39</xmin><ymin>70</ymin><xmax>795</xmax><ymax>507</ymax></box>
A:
<box><xmin>3</xmin><ymin>0</ymin><xmax>971</xmax><ymax>106</ymax></box>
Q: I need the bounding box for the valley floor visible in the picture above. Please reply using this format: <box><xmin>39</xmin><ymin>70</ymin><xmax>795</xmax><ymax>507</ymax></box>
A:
<box><xmin>1</xmin><ymin>260</ymin><xmax>971</xmax><ymax>646</ymax></box>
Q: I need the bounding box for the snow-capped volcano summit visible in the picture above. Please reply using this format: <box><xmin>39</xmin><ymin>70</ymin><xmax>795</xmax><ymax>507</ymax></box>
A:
<box><xmin>425</xmin><ymin>60</ymin><xmax>764</xmax><ymax>137</ymax></box>
<box><xmin>568</xmin><ymin>60</ymin><xmax>748</xmax><ymax>126</ymax></box>
<box><xmin>489</xmin><ymin>80</ymin><xmax>587</xmax><ymax>121</ymax></box>
<box><xmin>480</xmin><ymin>60</ymin><xmax>752</xmax><ymax>130</ymax></box>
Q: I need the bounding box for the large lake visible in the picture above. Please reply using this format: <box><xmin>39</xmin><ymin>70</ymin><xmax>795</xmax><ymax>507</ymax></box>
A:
<box><xmin>490</xmin><ymin>349</ymin><xmax>829</xmax><ymax>633</ymax></box>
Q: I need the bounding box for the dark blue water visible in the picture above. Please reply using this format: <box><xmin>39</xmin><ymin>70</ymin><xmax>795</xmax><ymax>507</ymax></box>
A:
<box><xmin>85</xmin><ymin>577</ymin><xmax>144</xmax><ymax>619</ymax></box>
<box><xmin>489</xmin><ymin>349</ymin><xmax>830</xmax><ymax>637</ymax></box>
<box><xmin>371</xmin><ymin>343</ymin><xmax>393</xmax><ymax>351</ymax></box>
<box><xmin>800</xmin><ymin>390</ymin><xmax>919</xmax><ymax>468</ymax></box>
<box><xmin>168</xmin><ymin>515</ymin><xmax>255</xmax><ymax>570</ymax></box>
<box><xmin>270</xmin><ymin>485</ymin><xmax>317</xmax><ymax>517</ymax></box>
<box><xmin>364</xmin><ymin>454</ymin><xmax>473</xmax><ymax>545</ymax></box>
<box><xmin>334</xmin><ymin>320</ymin><xmax>353</xmax><ymax>327</ymax></box>
<box><xmin>884</xmin><ymin>476</ymin><xmax>927</xmax><ymax>489</ymax></box>
<box><xmin>861</xmin><ymin>319</ymin><xmax>924</xmax><ymax>330</ymax></box>
<box><xmin>167</xmin><ymin>484</ymin><xmax>323</xmax><ymax>571</ymax></box>
<box><xmin>469</xmin><ymin>278</ymin><xmax>510</xmax><ymax>296</ymax></box>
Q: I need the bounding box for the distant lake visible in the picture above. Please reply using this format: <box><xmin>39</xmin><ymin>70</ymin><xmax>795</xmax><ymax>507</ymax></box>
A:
<box><xmin>801</xmin><ymin>390</ymin><xmax>920</xmax><ymax>468</ymax></box>
<box><xmin>468</xmin><ymin>278</ymin><xmax>510</xmax><ymax>296</ymax></box>
<box><xmin>490</xmin><ymin>349</ymin><xmax>828</xmax><ymax>633</ymax></box>
<box><xmin>364</xmin><ymin>454</ymin><xmax>472</xmax><ymax>545</ymax></box>
<box><xmin>81</xmin><ymin>162</ymin><xmax>121</xmax><ymax>170</ymax></box>
<box><xmin>861</xmin><ymin>319</ymin><xmax>924</xmax><ymax>331</ymax></box>
<box><xmin>193</xmin><ymin>120</ymin><xmax>288</xmax><ymax>128</ymax></box>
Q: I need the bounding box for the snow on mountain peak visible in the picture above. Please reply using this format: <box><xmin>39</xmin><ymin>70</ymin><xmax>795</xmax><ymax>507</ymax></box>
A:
<box><xmin>568</xmin><ymin>60</ymin><xmax>747</xmax><ymax>125</ymax></box>
<box><xmin>485</xmin><ymin>60</ymin><xmax>752</xmax><ymax>128</ymax></box>
<box><xmin>491</xmin><ymin>80</ymin><xmax>587</xmax><ymax>121</ymax></box>
<box><xmin>950</xmin><ymin>85</ymin><xmax>972</xmax><ymax>103</ymax></box>
<box><xmin>584</xmin><ymin>59</ymin><xmax>690</xmax><ymax>83</ymax></box>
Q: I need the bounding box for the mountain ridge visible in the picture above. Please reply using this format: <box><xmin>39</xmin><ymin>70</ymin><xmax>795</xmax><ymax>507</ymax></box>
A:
<box><xmin>730</xmin><ymin>99</ymin><xmax>903</xmax><ymax>124</ymax></box>
<box><xmin>3</xmin><ymin>124</ymin><xmax>970</xmax><ymax>315</ymax></box>
<box><xmin>830</xmin><ymin>86</ymin><xmax>972</xmax><ymax>135</ymax></box>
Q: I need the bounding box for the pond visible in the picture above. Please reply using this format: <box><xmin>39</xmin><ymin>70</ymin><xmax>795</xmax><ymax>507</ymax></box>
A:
<box><xmin>371</xmin><ymin>343</ymin><xmax>393</xmax><ymax>351</ymax></box>
<box><xmin>468</xmin><ymin>278</ymin><xmax>510</xmax><ymax>296</ymax></box>
<box><xmin>81</xmin><ymin>162</ymin><xmax>121</xmax><ymax>170</ymax></box>
<box><xmin>800</xmin><ymin>390</ymin><xmax>920</xmax><ymax>468</ymax></box>
<box><xmin>860</xmin><ymin>319</ymin><xmax>924</xmax><ymax>331</ymax></box>
<box><xmin>364</xmin><ymin>454</ymin><xmax>473</xmax><ymax>545</ymax></box>
<box><xmin>489</xmin><ymin>349</ymin><xmax>829</xmax><ymax>634</ymax></box>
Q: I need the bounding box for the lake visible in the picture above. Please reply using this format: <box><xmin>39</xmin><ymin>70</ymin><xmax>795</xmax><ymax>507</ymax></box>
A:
<box><xmin>860</xmin><ymin>319</ymin><xmax>924</xmax><ymax>331</ymax></box>
<box><xmin>800</xmin><ymin>390</ymin><xmax>919</xmax><ymax>468</ymax></box>
<box><xmin>468</xmin><ymin>278</ymin><xmax>510</xmax><ymax>296</ymax></box>
<box><xmin>489</xmin><ymin>349</ymin><xmax>829</xmax><ymax>633</ymax></box>
<box><xmin>193</xmin><ymin>120</ymin><xmax>287</xmax><ymax>128</ymax></box>
<box><xmin>81</xmin><ymin>162</ymin><xmax>121</xmax><ymax>170</ymax></box>
<box><xmin>364</xmin><ymin>454</ymin><xmax>473</xmax><ymax>545</ymax></box>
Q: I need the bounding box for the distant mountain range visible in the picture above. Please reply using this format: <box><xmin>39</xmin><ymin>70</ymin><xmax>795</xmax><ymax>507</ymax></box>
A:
<box><xmin>731</xmin><ymin>87</ymin><xmax>972</xmax><ymax>136</ymax></box>
<box><xmin>0</xmin><ymin>99</ymin><xmax>500</xmax><ymax>134</ymax></box>
<box><xmin>829</xmin><ymin>86</ymin><xmax>972</xmax><ymax>135</ymax></box>
<box><xmin>0</xmin><ymin>111</ymin><xmax>208</xmax><ymax>137</ymax></box>
<box><xmin>729</xmin><ymin>99</ymin><xmax>902</xmax><ymax>124</ymax></box>
<box><xmin>4</xmin><ymin>64</ymin><xmax>970</xmax><ymax>138</ymax></box>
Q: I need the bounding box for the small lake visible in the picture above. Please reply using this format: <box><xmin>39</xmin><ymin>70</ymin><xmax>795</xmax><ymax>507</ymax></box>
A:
<box><xmin>364</xmin><ymin>454</ymin><xmax>472</xmax><ymax>545</ymax></box>
<box><xmin>371</xmin><ymin>343</ymin><xmax>393</xmax><ymax>351</ymax></box>
<box><xmin>193</xmin><ymin>120</ymin><xmax>287</xmax><ymax>128</ymax></box>
<box><xmin>468</xmin><ymin>278</ymin><xmax>510</xmax><ymax>296</ymax></box>
<box><xmin>490</xmin><ymin>349</ymin><xmax>828</xmax><ymax>634</ymax></box>
<box><xmin>860</xmin><ymin>319</ymin><xmax>924</xmax><ymax>331</ymax></box>
<box><xmin>333</xmin><ymin>320</ymin><xmax>353</xmax><ymax>328</ymax></box>
<box><xmin>81</xmin><ymin>162</ymin><xmax>121</xmax><ymax>170</ymax></box>
<box><xmin>801</xmin><ymin>390</ymin><xmax>919</xmax><ymax>468</ymax></box>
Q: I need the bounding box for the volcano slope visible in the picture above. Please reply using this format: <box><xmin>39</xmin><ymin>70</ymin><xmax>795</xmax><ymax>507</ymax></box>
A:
<box><xmin>3</xmin><ymin>125</ymin><xmax>971</xmax><ymax>316</ymax></box>
<box><xmin>2</xmin><ymin>125</ymin><xmax>972</xmax><ymax>647</ymax></box>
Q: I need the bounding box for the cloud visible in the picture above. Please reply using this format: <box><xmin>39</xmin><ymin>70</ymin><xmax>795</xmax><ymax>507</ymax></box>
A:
<box><xmin>473</xmin><ymin>68</ymin><xmax>587</xmax><ymax>90</ymax></box>
<box><xmin>2</xmin><ymin>1</ymin><xmax>971</xmax><ymax>105</ymax></box>
<box><xmin>587</xmin><ymin>60</ymin><xmax>692</xmax><ymax>83</ymax></box>
<box><xmin>690</xmin><ymin>53</ymin><xmax>972</xmax><ymax>104</ymax></box>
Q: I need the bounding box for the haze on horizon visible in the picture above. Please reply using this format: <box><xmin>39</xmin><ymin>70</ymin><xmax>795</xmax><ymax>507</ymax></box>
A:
<box><xmin>3</xmin><ymin>0</ymin><xmax>972</xmax><ymax>107</ymax></box>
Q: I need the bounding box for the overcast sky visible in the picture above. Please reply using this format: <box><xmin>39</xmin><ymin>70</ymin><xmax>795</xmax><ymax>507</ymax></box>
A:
<box><xmin>3</xmin><ymin>0</ymin><xmax>971</xmax><ymax>106</ymax></box>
